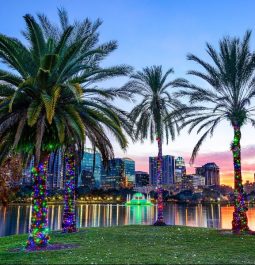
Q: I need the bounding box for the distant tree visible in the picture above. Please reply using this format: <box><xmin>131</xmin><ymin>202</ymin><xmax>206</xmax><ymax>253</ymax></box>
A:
<box><xmin>0</xmin><ymin>156</ymin><xmax>23</xmax><ymax>206</ymax></box>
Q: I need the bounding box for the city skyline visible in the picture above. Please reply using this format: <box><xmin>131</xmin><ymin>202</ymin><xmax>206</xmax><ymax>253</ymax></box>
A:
<box><xmin>1</xmin><ymin>0</ymin><xmax>255</xmax><ymax>187</ymax></box>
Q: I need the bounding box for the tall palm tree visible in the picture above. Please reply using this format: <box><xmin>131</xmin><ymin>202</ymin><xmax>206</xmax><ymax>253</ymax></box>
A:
<box><xmin>126</xmin><ymin>66</ymin><xmax>185</xmax><ymax>225</ymax></box>
<box><xmin>34</xmin><ymin>9</ymin><xmax>134</xmax><ymax>233</ymax></box>
<box><xmin>36</xmin><ymin>8</ymin><xmax>131</xmax><ymax>85</ymax></box>
<box><xmin>174</xmin><ymin>31</ymin><xmax>255</xmax><ymax>233</ymax></box>
<box><xmin>0</xmin><ymin>12</ymin><xmax>131</xmax><ymax>248</ymax></box>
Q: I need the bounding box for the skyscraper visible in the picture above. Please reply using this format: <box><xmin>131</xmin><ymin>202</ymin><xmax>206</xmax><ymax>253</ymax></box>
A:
<box><xmin>195</xmin><ymin>162</ymin><xmax>220</xmax><ymax>186</ymax></box>
<box><xmin>175</xmin><ymin>157</ymin><xmax>186</xmax><ymax>183</ymax></box>
<box><xmin>190</xmin><ymin>174</ymin><xmax>205</xmax><ymax>189</ymax></box>
<box><xmin>80</xmin><ymin>170</ymin><xmax>95</xmax><ymax>189</ymax></box>
<box><xmin>149</xmin><ymin>155</ymin><xmax>175</xmax><ymax>186</ymax></box>
<box><xmin>123</xmin><ymin>158</ymin><xmax>135</xmax><ymax>187</ymax></box>
<box><xmin>47</xmin><ymin>149</ymin><xmax>64</xmax><ymax>190</ymax></box>
<box><xmin>135</xmin><ymin>171</ymin><xmax>149</xmax><ymax>187</ymax></box>
<box><xmin>104</xmin><ymin>158</ymin><xmax>124</xmax><ymax>189</ymax></box>
<box><xmin>103</xmin><ymin>158</ymin><xmax>135</xmax><ymax>189</ymax></box>
<box><xmin>22</xmin><ymin>151</ymin><xmax>64</xmax><ymax>190</ymax></box>
<box><xmin>79</xmin><ymin>148</ymin><xmax>102</xmax><ymax>188</ymax></box>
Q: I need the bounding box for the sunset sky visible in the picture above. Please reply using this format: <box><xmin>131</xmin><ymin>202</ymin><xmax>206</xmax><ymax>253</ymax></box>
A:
<box><xmin>1</xmin><ymin>0</ymin><xmax>255</xmax><ymax>187</ymax></box>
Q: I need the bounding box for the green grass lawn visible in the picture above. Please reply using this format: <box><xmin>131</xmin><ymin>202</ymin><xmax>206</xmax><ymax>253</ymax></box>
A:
<box><xmin>0</xmin><ymin>225</ymin><xmax>255</xmax><ymax>264</ymax></box>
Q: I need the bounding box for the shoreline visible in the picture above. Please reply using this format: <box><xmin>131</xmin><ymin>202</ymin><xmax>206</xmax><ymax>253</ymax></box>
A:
<box><xmin>2</xmin><ymin>201</ymin><xmax>255</xmax><ymax>206</ymax></box>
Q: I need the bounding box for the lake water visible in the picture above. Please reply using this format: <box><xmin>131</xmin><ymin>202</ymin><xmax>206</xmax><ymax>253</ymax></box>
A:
<box><xmin>1</xmin><ymin>203</ymin><xmax>255</xmax><ymax>237</ymax></box>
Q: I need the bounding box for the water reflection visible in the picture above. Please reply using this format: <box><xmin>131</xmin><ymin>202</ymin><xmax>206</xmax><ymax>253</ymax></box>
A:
<box><xmin>1</xmin><ymin>203</ymin><xmax>255</xmax><ymax>237</ymax></box>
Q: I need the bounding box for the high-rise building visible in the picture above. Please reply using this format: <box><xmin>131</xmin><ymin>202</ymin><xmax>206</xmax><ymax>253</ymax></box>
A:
<box><xmin>135</xmin><ymin>171</ymin><xmax>149</xmax><ymax>187</ymax></box>
<box><xmin>103</xmin><ymin>158</ymin><xmax>135</xmax><ymax>189</ymax></box>
<box><xmin>80</xmin><ymin>170</ymin><xmax>95</xmax><ymax>189</ymax></box>
<box><xmin>181</xmin><ymin>175</ymin><xmax>193</xmax><ymax>190</ymax></box>
<box><xmin>190</xmin><ymin>174</ymin><xmax>205</xmax><ymax>189</ymax></box>
<box><xmin>175</xmin><ymin>157</ymin><xmax>186</xmax><ymax>183</ymax></box>
<box><xmin>101</xmin><ymin>165</ymin><xmax>107</xmax><ymax>189</ymax></box>
<box><xmin>123</xmin><ymin>158</ymin><xmax>135</xmax><ymax>187</ymax></box>
<box><xmin>22</xmin><ymin>151</ymin><xmax>65</xmax><ymax>190</ymax></box>
<box><xmin>47</xmin><ymin>149</ymin><xmax>64</xmax><ymax>190</ymax></box>
<box><xmin>149</xmin><ymin>155</ymin><xmax>175</xmax><ymax>186</ymax></box>
<box><xmin>79</xmin><ymin>148</ymin><xmax>102</xmax><ymax>188</ymax></box>
<box><xmin>103</xmin><ymin>158</ymin><xmax>124</xmax><ymax>189</ymax></box>
<box><xmin>195</xmin><ymin>163</ymin><xmax>220</xmax><ymax>186</ymax></box>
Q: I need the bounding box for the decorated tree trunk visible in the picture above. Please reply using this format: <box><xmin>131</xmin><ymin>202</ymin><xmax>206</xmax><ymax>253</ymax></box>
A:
<box><xmin>154</xmin><ymin>137</ymin><xmax>166</xmax><ymax>225</ymax></box>
<box><xmin>27</xmin><ymin>155</ymin><xmax>50</xmax><ymax>249</ymax></box>
<box><xmin>62</xmin><ymin>149</ymin><xmax>77</xmax><ymax>233</ymax></box>
<box><xmin>231</xmin><ymin>124</ymin><xmax>249</xmax><ymax>233</ymax></box>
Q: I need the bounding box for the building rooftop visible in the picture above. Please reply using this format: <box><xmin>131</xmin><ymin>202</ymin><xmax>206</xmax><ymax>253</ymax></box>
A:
<box><xmin>203</xmin><ymin>162</ymin><xmax>219</xmax><ymax>168</ymax></box>
<box><xmin>135</xmin><ymin>171</ymin><xmax>149</xmax><ymax>174</ymax></box>
<box><xmin>123</xmin><ymin>157</ymin><xmax>135</xmax><ymax>161</ymax></box>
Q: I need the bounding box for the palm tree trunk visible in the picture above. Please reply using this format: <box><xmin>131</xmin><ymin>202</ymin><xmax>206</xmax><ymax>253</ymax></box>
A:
<box><xmin>27</xmin><ymin>153</ymin><xmax>50</xmax><ymax>249</ymax></box>
<box><xmin>154</xmin><ymin>137</ymin><xmax>166</xmax><ymax>225</ymax></box>
<box><xmin>231</xmin><ymin>124</ymin><xmax>249</xmax><ymax>233</ymax></box>
<box><xmin>62</xmin><ymin>147</ymin><xmax>77</xmax><ymax>233</ymax></box>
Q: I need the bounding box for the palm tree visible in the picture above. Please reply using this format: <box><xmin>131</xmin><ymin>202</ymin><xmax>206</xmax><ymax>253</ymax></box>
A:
<box><xmin>34</xmin><ymin>9</ymin><xmax>134</xmax><ymax>233</ymax></box>
<box><xmin>0</xmin><ymin>12</ymin><xmax>131</xmax><ymax>247</ymax></box>
<box><xmin>126</xmin><ymin>66</ymin><xmax>185</xmax><ymax>225</ymax></box>
<box><xmin>174</xmin><ymin>31</ymin><xmax>255</xmax><ymax>233</ymax></box>
<box><xmin>61</xmin><ymin>95</ymin><xmax>133</xmax><ymax>233</ymax></box>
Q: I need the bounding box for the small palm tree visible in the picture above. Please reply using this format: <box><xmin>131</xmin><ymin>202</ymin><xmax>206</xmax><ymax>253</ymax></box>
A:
<box><xmin>60</xmin><ymin>91</ymin><xmax>133</xmax><ymax>233</ymax></box>
<box><xmin>175</xmin><ymin>31</ymin><xmax>255</xmax><ymax>233</ymax></box>
<box><xmin>126</xmin><ymin>66</ymin><xmax>185</xmax><ymax>225</ymax></box>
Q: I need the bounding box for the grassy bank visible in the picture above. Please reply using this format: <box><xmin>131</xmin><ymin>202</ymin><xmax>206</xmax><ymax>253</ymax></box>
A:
<box><xmin>1</xmin><ymin>225</ymin><xmax>255</xmax><ymax>264</ymax></box>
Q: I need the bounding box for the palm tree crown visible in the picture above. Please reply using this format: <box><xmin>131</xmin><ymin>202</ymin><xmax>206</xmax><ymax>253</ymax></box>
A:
<box><xmin>127</xmin><ymin>65</ymin><xmax>184</xmax><ymax>143</ymax></box>
<box><xmin>176</xmin><ymin>31</ymin><xmax>255</xmax><ymax>163</ymax></box>
<box><xmin>0</xmin><ymin>15</ymin><xmax>87</xmax><ymax>163</ymax></box>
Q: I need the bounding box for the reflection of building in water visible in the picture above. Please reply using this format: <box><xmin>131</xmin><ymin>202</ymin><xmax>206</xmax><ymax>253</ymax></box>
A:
<box><xmin>220</xmin><ymin>206</ymin><xmax>233</xmax><ymax>229</ymax></box>
<box><xmin>4</xmin><ymin>204</ymin><xmax>255</xmax><ymax>237</ymax></box>
<box><xmin>171</xmin><ymin>204</ymin><xmax>207</xmax><ymax>227</ymax></box>
<box><xmin>127</xmin><ymin>205</ymin><xmax>153</xmax><ymax>225</ymax></box>
<box><xmin>205</xmin><ymin>204</ymin><xmax>221</xmax><ymax>228</ymax></box>
<box><xmin>47</xmin><ymin>205</ymin><xmax>62</xmax><ymax>231</ymax></box>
